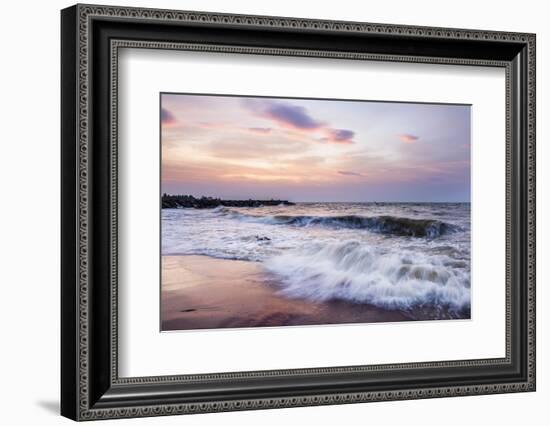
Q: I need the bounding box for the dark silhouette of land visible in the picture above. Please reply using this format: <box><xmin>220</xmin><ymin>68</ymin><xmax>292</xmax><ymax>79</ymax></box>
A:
<box><xmin>162</xmin><ymin>194</ymin><xmax>294</xmax><ymax>209</ymax></box>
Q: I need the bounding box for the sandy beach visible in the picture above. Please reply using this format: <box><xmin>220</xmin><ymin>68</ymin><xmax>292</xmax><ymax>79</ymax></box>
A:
<box><xmin>161</xmin><ymin>255</ymin><xmax>411</xmax><ymax>331</ymax></box>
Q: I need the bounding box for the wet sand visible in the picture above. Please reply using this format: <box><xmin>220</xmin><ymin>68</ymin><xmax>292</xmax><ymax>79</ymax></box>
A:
<box><xmin>161</xmin><ymin>255</ymin><xmax>411</xmax><ymax>331</ymax></box>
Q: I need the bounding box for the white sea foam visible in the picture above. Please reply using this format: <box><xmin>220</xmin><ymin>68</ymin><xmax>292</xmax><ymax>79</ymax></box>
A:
<box><xmin>264</xmin><ymin>240</ymin><xmax>470</xmax><ymax>310</ymax></box>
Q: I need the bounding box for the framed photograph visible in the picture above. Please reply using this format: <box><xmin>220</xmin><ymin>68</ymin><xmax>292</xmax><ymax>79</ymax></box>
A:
<box><xmin>61</xmin><ymin>4</ymin><xmax>536</xmax><ymax>421</ymax></box>
<box><xmin>159</xmin><ymin>93</ymin><xmax>473</xmax><ymax>331</ymax></box>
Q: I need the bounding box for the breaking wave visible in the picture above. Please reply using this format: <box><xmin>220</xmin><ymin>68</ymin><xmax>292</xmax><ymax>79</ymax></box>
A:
<box><xmin>219</xmin><ymin>209</ymin><xmax>458</xmax><ymax>238</ymax></box>
<box><xmin>264</xmin><ymin>240</ymin><xmax>470</xmax><ymax>310</ymax></box>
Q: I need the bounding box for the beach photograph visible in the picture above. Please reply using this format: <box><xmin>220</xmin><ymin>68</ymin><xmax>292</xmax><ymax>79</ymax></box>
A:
<box><xmin>160</xmin><ymin>93</ymin><xmax>471</xmax><ymax>331</ymax></box>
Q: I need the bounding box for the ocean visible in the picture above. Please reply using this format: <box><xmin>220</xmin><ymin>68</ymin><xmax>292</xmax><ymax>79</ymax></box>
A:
<box><xmin>162</xmin><ymin>203</ymin><xmax>471</xmax><ymax>320</ymax></box>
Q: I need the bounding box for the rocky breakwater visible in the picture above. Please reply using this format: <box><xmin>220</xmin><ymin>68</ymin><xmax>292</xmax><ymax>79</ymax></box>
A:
<box><xmin>162</xmin><ymin>194</ymin><xmax>295</xmax><ymax>209</ymax></box>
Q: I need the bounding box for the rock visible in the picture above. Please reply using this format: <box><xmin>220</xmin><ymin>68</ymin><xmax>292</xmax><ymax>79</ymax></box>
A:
<box><xmin>162</xmin><ymin>194</ymin><xmax>294</xmax><ymax>209</ymax></box>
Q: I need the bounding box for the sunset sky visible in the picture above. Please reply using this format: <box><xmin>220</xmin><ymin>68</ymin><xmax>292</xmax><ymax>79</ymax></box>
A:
<box><xmin>161</xmin><ymin>93</ymin><xmax>470</xmax><ymax>202</ymax></box>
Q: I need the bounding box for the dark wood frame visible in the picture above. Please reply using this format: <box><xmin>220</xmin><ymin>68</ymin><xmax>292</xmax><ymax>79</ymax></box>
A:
<box><xmin>61</xmin><ymin>3</ymin><xmax>536</xmax><ymax>421</ymax></box>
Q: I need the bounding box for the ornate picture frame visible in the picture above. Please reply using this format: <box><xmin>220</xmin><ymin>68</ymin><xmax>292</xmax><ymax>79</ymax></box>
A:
<box><xmin>61</xmin><ymin>4</ymin><xmax>535</xmax><ymax>421</ymax></box>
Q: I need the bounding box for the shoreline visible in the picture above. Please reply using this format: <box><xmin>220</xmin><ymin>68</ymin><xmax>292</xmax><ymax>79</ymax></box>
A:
<box><xmin>161</xmin><ymin>254</ymin><xmax>412</xmax><ymax>331</ymax></box>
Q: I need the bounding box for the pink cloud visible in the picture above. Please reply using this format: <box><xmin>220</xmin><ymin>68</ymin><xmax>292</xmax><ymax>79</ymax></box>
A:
<box><xmin>322</xmin><ymin>128</ymin><xmax>355</xmax><ymax>144</ymax></box>
<box><xmin>244</xmin><ymin>99</ymin><xmax>325</xmax><ymax>131</ymax></box>
<box><xmin>243</xmin><ymin>99</ymin><xmax>356</xmax><ymax>145</ymax></box>
<box><xmin>398</xmin><ymin>133</ymin><xmax>419</xmax><ymax>143</ymax></box>
<box><xmin>338</xmin><ymin>170</ymin><xmax>362</xmax><ymax>176</ymax></box>
<box><xmin>161</xmin><ymin>108</ymin><xmax>177</xmax><ymax>126</ymax></box>
<box><xmin>248</xmin><ymin>127</ymin><xmax>273</xmax><ymax>134</ymax></box>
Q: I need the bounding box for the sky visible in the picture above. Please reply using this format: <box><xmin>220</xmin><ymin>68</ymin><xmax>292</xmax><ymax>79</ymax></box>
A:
<box><xmin>161</xmin><ymin>93</ymin><xmax>471</xmax><ymax>202</ymax></box>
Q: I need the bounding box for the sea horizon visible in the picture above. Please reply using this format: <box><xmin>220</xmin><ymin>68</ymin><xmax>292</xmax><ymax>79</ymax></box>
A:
<box><xmin>162</xmin><ymin>194</ymin><xmax>471</xmax><ymax>204</ymax></box>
